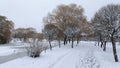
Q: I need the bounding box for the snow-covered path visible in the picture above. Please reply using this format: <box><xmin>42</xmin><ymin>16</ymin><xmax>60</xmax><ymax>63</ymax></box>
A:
<box><xmin>76</xmin><ymin>45</ymin><xmax>100</xmax><ymax>68</ymax></box>
<box><xmin>49</xmin><ymin>43</ymin><xmax>101</xmax><ymax>68</ymax></box>
<box><xmin>48</xmin><ymin>48</ymin><xmax>81</xmax><ymax>68</ymax></box>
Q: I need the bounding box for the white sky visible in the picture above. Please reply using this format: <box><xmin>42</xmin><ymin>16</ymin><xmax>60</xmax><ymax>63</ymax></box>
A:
<box><xmin>0</xmin><ymin>0</ymin><xmax>120</xmax><ymax>32</ymax></box>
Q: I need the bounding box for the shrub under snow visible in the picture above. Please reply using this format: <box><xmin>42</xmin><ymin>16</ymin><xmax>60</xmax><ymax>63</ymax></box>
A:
<box><xmin>27</xmin><ymin>42</ymin><xmax>44</xmax><ymax>58</ymax></box>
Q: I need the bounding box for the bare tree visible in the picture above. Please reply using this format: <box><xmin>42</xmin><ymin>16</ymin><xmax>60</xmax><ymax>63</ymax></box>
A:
<box><xmin>91</xmin><ymin>4</ymin><xmax>120</xmax><ymax>62</ymax></box>
<box><xmin>43</xmin><ymin>4</ymin><xmax>89</xmax><ymax>46</ymax></box>
<box><xmin>0</xmin><ymin>16</ymin><xmax>14</xmax><ymax>44</ymax></box>
<box><xmin>42</xmin><ymin>23</ymin><xmax>58</xmax><ymax>50</ymax></box>
<box><xmin>55</xmin><ymin>27</ymin><xmax>64</xmax><ymax>48</ymax></box>
<box><xmin>54</xmin><ymin>4</ymin><xmax>85</xmax><ymax>45</ymax></box>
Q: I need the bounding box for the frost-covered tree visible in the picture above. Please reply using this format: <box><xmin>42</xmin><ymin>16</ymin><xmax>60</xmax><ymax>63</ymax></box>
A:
<box><xmin>64</xmin><ymin>23</ymin><xmax>80</xmax><ymax>48</ymax></box>
<box><xmin>42</xmin><ymin>23</ymin><xmax>58</xmax><ymax>50</ymax></box>
<box><xmin>92</xmin><ymin>4</ymin><xmax>120</xmax><ymax>62</ymax></box>
<box><xmin>91</xmin><ymin>14</ymin><xmax>104</xmax><ymax>47</ymax></box>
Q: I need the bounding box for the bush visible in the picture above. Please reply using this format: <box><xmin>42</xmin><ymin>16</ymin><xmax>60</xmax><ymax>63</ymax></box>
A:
<box><xmin>27</xmin><ymin>42</ymin><xmax>43</xmax><ymax>58</ymax></box>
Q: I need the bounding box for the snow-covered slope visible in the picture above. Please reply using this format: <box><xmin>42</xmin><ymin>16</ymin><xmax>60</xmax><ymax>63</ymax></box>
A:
<box><xmin>0</xmin><ymin>41</ymin><xmax>120</xmax><ymax>68</ymax></box>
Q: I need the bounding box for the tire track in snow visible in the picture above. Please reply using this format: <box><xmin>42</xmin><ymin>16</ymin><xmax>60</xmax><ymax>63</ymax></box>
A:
<box><xmin>48</xmin><ymin>49</ymin><xmax>73</xmax><ymax>68</ymax></box>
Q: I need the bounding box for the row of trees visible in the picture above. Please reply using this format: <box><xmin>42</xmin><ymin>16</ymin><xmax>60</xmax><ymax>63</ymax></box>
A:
<box><xmin>42</xmin><ymin>4</ymin><xmax>120</xmax><ymax>62</ymax></box>
<box><xmin>42</xmin><ymin>4</ymin><xmax>92</xmax><ymax>50</ymax></box>
<box><xmin>91</xmin><ymin>4</ymin><xmax>120</xmax><ymax>62</ymax></box>
<box><xmin>0</xmin><ymin>16</ymin><xmax>43</xmax><ymax>44</ymax></box>
<box><xmin>13</xmin><ymin>27</ymin><xmax>43</xmax><ymax>42</ymax></box>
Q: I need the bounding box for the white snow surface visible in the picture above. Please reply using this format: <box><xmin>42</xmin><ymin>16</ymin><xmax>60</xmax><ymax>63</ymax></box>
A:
<box><xmin>0</xmin><ymin>41</ymin><xmax>120</xmax><ymax>68</ymax></box>
<box><xmin>0</xmin><ymin>43</ymin><xmax>25</xmax><ymax>56</ymax></box>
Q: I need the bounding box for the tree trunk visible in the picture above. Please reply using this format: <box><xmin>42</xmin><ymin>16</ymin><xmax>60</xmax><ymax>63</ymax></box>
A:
<box><xmin>76</xmin><ymin>38</ymin><xmax>79</xmax><ymax>46</ymax></box>
<box><xmin>101</xmin><ymin>41</ymin><xmax>103</xmax><ymax>48</ymax></box>
<box><xmin>64</xmin><ymin>35</ymin><xmax>67</xmax><ymax>45</ymax></box>
<box><xmin>103</xmin><ymin>41</ymin><xmax>106</xmax><ymax>51</ymax></box>
<box><xmin>77</xmin><ymin>40</ymin><xmax>79</xmax><ymax>44</ymax></box>
<box><xmin>58</xmin><ymin>40</ymin><xmax>61</xmax><ymax>48</ymax></box>
<box><xmin>68</xmin><ymin>38</ymin><xmax>71</xmax><ymax>43</ymax></box>
<box><xmin>100</xmin><ymin>34</ymin><xmax>103</xmax><ymax>48</ymax></box>
<box><xmin>71</xmin><ymin>36</ymin><xmax>74</xmax><ymax>48</ymax></box>
<box><xmin>111</xmin><ymin>36</ymin><xmax>118</xmax><ymax>62</ymax></box>
<box><xmin>98</xmin><ymin>41</ymin><xmax>100</xmax><ymax>46</ymax></box>
<box><xmin>64</xmin><ymin>39</ymin><xmax>67</xmax><ymax>45</ymax></box>
<box><xmin>49</xmin><ymin>40</ymin><xmax>52</xmax><ymax>50</ymax></box>
<box><xmin>77</xmin><ymin>37</ymin><xmax>80</xmax><ymax>45</ymax></box>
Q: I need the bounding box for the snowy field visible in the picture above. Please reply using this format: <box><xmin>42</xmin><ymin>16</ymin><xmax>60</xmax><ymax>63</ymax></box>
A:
<box><xmin>0</xmin><ymin>42</ymin><xmax>25</xmax><ymax>56</ymax></box>
<box><xmin>0</xmin><ymin>41</ymin><xmax>120</xmax><ymax>68</ymax></box>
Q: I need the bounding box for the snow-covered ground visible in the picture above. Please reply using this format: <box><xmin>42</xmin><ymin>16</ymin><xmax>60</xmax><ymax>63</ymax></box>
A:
<box><xmin>0</xmin><ymin>41</ymin><xmax>120</xmax><ymax>68</ymax></box>
<box><xmin>0</xmin><ymin>42</ymin><xmax>25</xmax><ymax>56</ymax></box>
<box><xmin>0</xmin><ymin>42</ymin><xmax>27</xmax><ymax>64</ymax></box>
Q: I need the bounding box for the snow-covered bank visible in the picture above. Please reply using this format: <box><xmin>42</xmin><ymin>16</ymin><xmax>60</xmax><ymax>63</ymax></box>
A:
<box><xmin>94</xmin><ymin>42</ymin><xmax>120</xmax><ymax>68</ymax></box>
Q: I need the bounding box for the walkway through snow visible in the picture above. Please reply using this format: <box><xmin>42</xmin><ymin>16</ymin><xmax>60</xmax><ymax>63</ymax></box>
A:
<box><xmin>47</xmin><ymin>42</ymin><xmax>101</xmax><ymax>68</ymax></box>
<box><xmin>76</xmin><ymin>46</ymin><xmax>100</xmax><ymax>68</ymax></box>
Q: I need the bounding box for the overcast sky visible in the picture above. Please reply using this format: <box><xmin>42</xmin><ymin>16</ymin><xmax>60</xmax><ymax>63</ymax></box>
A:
<box><xmin>0</xmin><ymin>0</ymin><xmax>120</xmax><ymax>32</ymax></box>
